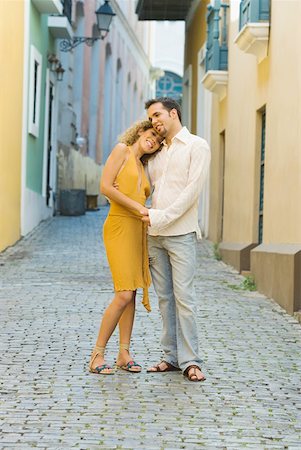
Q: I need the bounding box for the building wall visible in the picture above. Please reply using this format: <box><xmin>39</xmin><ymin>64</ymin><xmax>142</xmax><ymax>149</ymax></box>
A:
<box><xmin>215</xmin><ymin>1</ymin><xmax>301</xmax><ymax>246</ymax></box>
<box><xmin>56</xmin><ymin>0</ymin><xmax>153</xmax><ymax>206</ymax></box>
<box><xmin>184</xmin><ymin>0</ymin><xmax>212</xmax><ymax>236</ymax></box>
<box><xmin>221</xmin><ymin>1</ymin><xmax>260</xmax><ymax>245</ymax></box>
<box><xmin>263</xmin><ymin>1</ymin><xmax>301</xmax><ymax>244</ymax></box>
<box><xmin>21</xmin><ymin>2</ymin><xmax>58</xmax><ymax>236</ymax></box>
<box><xmin>187</xmin><ymin>0</ymin><xmax>301</xmax><ymax>314</ymax></box>
<box><xmin>0</xmin><ymin>1</ymin><xmax>24</xmax><ymax>251</ymax></box>
<box><xmin>27</xmin><ymin>10</ymin><xmax>49</xmax><ymax>194</ymax></box>
<box><xmin>185</xmin><ymin>0</ymin><xmax>210</xmax><ymax>133</ymax></box>
<box><xmin>100</xmin><ymin>0</ymin><xmax>151</xmax><ymax>152</ymax></box>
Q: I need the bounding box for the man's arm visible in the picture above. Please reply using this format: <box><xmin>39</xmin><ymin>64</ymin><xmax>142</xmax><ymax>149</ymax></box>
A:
<box><xmin>146</xmin><ymin>142</ymin><xmax>211</xmax><ymax>230</ymax></box>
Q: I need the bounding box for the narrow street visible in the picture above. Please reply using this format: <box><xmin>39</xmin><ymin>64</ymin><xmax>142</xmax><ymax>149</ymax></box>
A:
<box><xmin>0</xmin><ymin>207</ymin><xmax>300</xmax><ymax>449</ymax></box>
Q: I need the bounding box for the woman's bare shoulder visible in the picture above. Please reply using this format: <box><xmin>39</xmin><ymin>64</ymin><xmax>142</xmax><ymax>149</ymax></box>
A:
<box><xmin>111</xmin><ymin>142</ymin><xmax>129</xmax><ymax>157</ymax></box>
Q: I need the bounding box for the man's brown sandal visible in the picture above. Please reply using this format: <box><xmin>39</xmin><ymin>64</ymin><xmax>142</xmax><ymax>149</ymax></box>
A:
<box><xmin>184</xmin><ymin>365</ymin><xmax>206</xmax><ymax>382</ymax></box>
<box><xmin>147</xmin><ymin>360</ymin><xmax>181</xmax><ymax>373</ymax></box>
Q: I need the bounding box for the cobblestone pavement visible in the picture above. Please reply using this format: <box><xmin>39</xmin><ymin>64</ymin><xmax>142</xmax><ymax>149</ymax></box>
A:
<box><xmin>0</xmin><ymin>207</ymin><xmax>301</xmax><ymax>450</ymax></box>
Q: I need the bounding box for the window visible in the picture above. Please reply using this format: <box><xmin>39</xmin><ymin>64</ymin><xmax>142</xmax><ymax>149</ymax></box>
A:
<box><xmin>239</xmin><ymin>0</ymin><xmax>270</xmax><ymax>30</ymax></box>
<box><xmin>156</xmin><ymin>71</ymin><xmax>182</xmax><ymax>102</ymax></box>
<box><xmin>206</xmin><ymin>2</ymin><xmax>229</xmax><ymax>71</ymax></box>
<box><xmin>28</xmin><ymin>45</ymin><xmax>42</xmax><ymax>137</ymax></box>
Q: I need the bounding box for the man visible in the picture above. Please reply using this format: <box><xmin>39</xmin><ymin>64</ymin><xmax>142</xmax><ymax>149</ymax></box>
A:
<box><xmin>142</xmin><ymin>97</ymin><xmax>211</xmax><ymax>382</ymax></box>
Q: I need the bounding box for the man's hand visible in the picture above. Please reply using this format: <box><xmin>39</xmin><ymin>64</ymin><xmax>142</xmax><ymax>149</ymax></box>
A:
<box><xmin>141</xmin><ymin>216</ymin><xmax>151</xmax><ymax>225</ymax></box>
<box><xmin>139</xmin><ymin>207</ymin><xmax>149</xmax><ymax>216</ymax></box>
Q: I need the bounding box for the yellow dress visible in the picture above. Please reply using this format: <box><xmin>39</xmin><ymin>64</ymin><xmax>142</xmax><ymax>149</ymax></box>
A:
<box><xmin>103</xmin><ymin>148</ymin><xmax>152</xmax><ymax>312</ymax></box>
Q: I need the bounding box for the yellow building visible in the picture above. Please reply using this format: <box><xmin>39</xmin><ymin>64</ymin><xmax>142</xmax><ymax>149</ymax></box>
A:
<box><xmin>0</xmin><ymin>1</ymin><xmax>24</xmax><ymax>252</ymax></box>
<box><xmin>184</xmin><ymin>0</ymin><xmax>301</xmax><ymax>316</ymax></box>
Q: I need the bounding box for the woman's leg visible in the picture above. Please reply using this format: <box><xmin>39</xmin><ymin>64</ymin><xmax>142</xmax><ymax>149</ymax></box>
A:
<box><xmin>91</xmin><ymin>290</ymin><xmax>135</xmax><ymax>370</ymax></box>
<box><xmin>116</xmin><ymin>292</ymin><xmax>140</xmax><ymax>370</ymax></box>
<box><xmin>118</xmin><ymin>291</ymin><xmax>136</xmax><ymax>346</ymax></box>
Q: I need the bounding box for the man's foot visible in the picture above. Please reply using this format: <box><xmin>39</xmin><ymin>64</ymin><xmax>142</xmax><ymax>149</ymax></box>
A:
<box><xmin>184</xmin><ymin>365</ymin><xmax>206</xmax><ymax>382</ymax></box>
<box><xmin>147</xmin><ymin>360</ymin><xmax>181</xmax><ymax>373</ymax></box>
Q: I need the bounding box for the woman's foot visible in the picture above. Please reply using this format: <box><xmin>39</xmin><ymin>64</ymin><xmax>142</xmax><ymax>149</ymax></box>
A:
<box><xmin>89</xmin><ymin>347</ymin><xmax>114</xmax><ymax>375</ymax></box>
<box><xmin>116</xmin><ymin>347</ymin><xmax>141</xmax><ymax>372</ymax></box>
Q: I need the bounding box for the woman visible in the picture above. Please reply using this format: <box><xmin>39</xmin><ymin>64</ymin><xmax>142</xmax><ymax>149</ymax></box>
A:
<box><xmin>89</xmin><ymin>120</ymin><xmax>162</xmax><ymax>375</ymax></box>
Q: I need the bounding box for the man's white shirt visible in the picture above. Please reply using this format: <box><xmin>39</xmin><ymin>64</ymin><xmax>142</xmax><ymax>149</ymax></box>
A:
<box><xmin>147</xmin><ymin>126</ymin><xmax>211</xmax><ymax>239</ymax></box>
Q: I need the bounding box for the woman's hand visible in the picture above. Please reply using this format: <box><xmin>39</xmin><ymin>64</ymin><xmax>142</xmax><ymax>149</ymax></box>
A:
<box><xmin>141</xmin><ymin>216</ymin><xmax>151</xmax><ymax>225</ymax></box>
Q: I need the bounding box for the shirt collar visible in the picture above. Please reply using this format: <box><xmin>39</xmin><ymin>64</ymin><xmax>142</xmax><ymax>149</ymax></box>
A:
<box><xmin>163</xmin><ymin>127</ymin><xmax>191</xmax><ymax>147</ymax></box>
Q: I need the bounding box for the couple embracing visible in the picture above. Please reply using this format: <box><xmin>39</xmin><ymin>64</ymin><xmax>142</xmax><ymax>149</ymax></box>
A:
<box><xmin>89</xmin><ymin>97</ymin><xmax>211</xmax><ymax>382</ymax></box>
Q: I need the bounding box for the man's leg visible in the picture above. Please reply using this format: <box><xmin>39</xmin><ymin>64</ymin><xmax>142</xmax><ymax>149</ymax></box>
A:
<box><xmin>163</xmin><ymin>233</ymin><xmax>203</xmax><ymax>373</ymax></box>
<box><xmin>148</xmin><ymin>235</ymin><xmax>178</xmax><ymax>367</ymax></box>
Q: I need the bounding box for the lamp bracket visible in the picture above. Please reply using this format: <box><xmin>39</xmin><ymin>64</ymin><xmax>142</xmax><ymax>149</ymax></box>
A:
<box><xmin>60</xmin><ymin>35</ymin><xmax>107</xmax><ymax>52</ymax></box>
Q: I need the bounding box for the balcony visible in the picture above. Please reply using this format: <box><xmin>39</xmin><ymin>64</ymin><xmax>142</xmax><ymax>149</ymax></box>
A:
<box><xmin>234</xmin><ymin>0</ymin><xmax>270</xmax><ymax>62</ymax></box>
<box><xmin>62</xmin><ymin>0</ymin><xmax>72</xmax><ymax>24</ymax></box>
<box><xmin>47</xmin><ymin>0</ymin><xmax>73</xmax><ymax>39</ymax></box>
<box><xmin>32</xmin><ymin>0</ymin><xmax>62</xmax><ymax>14</ymax></box>
<box><xmin>202</xmin><ymin>0</ymin><xmax>229</xmax><ymax>100</ymax></box>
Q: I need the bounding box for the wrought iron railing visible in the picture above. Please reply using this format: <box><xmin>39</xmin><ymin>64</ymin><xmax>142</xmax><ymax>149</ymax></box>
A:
<box><xmin>239</xmin><ymin>0</ymin><xmax>270</xmax><ymax>30</ymax></box>
<box><xmin>205</xmin><ymin>1</ymin><xmax>229</xmax><ymax>72</ymax></box>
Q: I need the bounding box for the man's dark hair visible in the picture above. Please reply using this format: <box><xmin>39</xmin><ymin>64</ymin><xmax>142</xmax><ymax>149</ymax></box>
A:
<box><xmin>145</xmin><ymin>97</ymin><xmax>182</xmax><ymax>123</ymax></box>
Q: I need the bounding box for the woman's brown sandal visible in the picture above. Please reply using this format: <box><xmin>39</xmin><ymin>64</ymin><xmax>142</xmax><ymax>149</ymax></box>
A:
<box><xmin>184</xmin><ymin>365</ymin><xmax>206</xmax><ymax>382</ymax></box>
<box><xmin>116</xmin><ymin>343</ymin><xmax>142</xmax><ymax>373</ymax></box>
<box><xmin>89</xmin><ymin>346</ymin><xmax>114</xmax><ymax>375</ymax></box>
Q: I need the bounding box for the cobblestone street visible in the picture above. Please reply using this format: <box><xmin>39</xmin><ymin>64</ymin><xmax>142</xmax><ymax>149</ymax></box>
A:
<box><xmin>0</xmin><ymin>207</ymin><xmax>300</xmax><ymax>449</ymax></box>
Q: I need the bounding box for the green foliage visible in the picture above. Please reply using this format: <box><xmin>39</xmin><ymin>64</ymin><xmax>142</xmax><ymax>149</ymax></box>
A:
<box><xmin>213</xmin><ymin>242</ymin><xmax>222</xmax><ymax>260</ymax></box>
<box><xmin>242</xmin><ymin>275</ymin><xmax>257</xmax><ymax>291</ymax></box>
<box><xmin>224</xmin><ymin>275</ymin><xmax>257</xmax><ymax>292</ymax></box>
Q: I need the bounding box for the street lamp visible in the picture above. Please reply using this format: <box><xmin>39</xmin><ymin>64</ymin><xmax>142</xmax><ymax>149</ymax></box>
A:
<box><xmin>60</xmin><ymin>1</ymin><xmax>116</xmax><ymax>52</ymax></box>
<box><xmin>55</xmin><ymin>63</ymin><xmax>65</xmax><ymax>81</ymax></box>
<box><xmin>96</xmin><ymin>0</ymin><xmax>115</xmax><ymax>34</ymax></box>
<box><xmin>48</xmin><ymin>54</ymin><xmax>65</xmax><ymax>81</ymax></box>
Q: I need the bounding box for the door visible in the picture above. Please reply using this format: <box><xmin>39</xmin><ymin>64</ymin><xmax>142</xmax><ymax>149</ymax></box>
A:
<box><xmin>46</xmin><ymin>82</ymin><xmax>54</xmax><ymax>206</ymax></box>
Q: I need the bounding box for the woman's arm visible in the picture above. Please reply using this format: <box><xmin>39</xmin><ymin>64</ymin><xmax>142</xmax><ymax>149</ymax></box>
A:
<box><xmin>100</xmin><ymin>143</ymin><xmax>148</xmax><ymax>215</ymax></box>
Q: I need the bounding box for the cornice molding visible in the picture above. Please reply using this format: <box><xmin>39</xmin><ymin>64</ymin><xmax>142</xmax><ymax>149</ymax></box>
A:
<box><xmin>234</xmin><ymin>22</ymin><xmax>270</xmax><ymax>63</ymax></box>
<box><xmin>202</xmin><ymin>70</ymin><xmax>228</xmax><ymax>100</ymax></box>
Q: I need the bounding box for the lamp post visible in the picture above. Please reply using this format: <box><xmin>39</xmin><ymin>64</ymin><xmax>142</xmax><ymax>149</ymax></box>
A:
<box><xmin>60</xmin><ymin>1</ymin><xmax>115</xmax><ymax>52</ymax></box>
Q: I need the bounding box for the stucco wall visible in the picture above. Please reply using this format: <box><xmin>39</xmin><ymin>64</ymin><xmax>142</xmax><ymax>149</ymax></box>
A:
<box><xmin>185</xmin><ymin>0</ymin><xmax>210</xmax><ymax>134</ymax></box>
<box><xmin>221</xmin><ymin>2</ymin><xmax>261</xmax><ymax>244</ymax></box>
<box><xmin>0</xmin><ymin>1</ymin><xmax>24</xmax><ymax>251</ymax></box>
<box><xmin>262</xmin><ymin>1</ymin><xmax>301</xmax><ymax>243</ymax></box>
<box><xmin>209</xmin><ymin>0</ymin><xmax>301</xmax><ymax>245</ymax></box>
<box><xmin>57</xmin><ymin>148</ymin><xmax>105</xmax><ymax>204</ymax></box>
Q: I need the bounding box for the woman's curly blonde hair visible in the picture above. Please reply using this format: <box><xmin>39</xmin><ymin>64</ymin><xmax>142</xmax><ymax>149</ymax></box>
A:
<box><xmin>118</xmin><ymin>120</ymin><xmax>162</xmax><ymax>164</ymax></box>
<box><xmin>118</xmin><ymin>120</ymin><xmax>153</xmax><ymax>145</ymax></box>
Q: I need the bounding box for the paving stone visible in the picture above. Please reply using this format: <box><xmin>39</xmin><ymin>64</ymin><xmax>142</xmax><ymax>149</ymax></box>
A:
<box><xmin>0</xmin><ymin>207</ymin><xmax>300</xmax><ymax>448</ymax></box>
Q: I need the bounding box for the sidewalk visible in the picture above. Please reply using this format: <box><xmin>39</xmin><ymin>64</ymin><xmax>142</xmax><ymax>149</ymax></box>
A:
<box><xmin>0</xmin><ymin>207</ymin><xmax>300</xmax><ymax>449</ymax></box>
